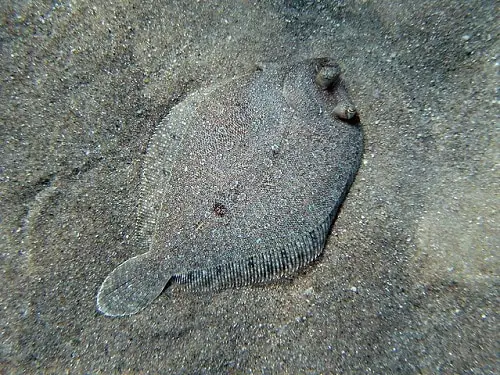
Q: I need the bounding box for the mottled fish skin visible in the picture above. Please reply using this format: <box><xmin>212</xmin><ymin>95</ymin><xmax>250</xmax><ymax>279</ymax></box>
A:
<box><xmin>96</xmin><ymin>57</ymin><xmax>363</xmax><ymax>317</ymax></box>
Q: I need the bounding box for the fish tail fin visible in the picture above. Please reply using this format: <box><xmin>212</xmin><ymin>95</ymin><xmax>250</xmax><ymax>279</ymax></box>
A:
<box><xmin>96</xmin><ymin>252</ymin><xmax>171</xmax><ymax>317</ymax></box>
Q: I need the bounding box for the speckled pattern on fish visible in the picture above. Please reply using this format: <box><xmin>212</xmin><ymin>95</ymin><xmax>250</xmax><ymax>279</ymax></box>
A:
<box><xmin>96</xmin><ymin>57</ymin><xmax>363</xmax><ymax>317</ymax></box>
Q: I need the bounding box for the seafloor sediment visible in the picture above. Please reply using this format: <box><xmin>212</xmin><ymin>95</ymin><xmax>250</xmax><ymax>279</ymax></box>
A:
<box><xmin>0</xmin><ymin>0</ymin><xmax>497</xmax><ymax>373</ymax></box>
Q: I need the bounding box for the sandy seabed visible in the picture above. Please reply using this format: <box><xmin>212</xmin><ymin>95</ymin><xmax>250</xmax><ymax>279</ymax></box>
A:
<box><xmin>0</xmin><ymin>0</ymin><xmax>497</xmax><ymax>373</ymax></box>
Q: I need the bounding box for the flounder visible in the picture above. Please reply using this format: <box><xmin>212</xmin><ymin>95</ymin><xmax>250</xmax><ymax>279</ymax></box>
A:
<box><xmin>97</xmin><ymin>57</ymin><xmax>363</xmax><ymax>316</ymax></box>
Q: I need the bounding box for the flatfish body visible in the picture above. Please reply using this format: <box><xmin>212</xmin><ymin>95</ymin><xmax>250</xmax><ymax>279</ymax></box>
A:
<box><xmin>97</xmin><ymin>58</ymin><xmax>363</xmax><ymax>316</ymax></box>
